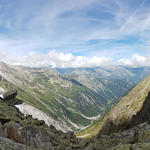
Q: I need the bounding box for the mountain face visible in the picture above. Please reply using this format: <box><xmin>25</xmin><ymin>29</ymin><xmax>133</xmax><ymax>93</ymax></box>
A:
<box><xmin>1</xmin><ymin>62</ymin><xmax>150</xmax><ymax>132</ymax></box>
<box><xmin>56</xmin><ymin>66</ymin><xmax>150</xmax><ymax>82</ymax></box>
<box><xmin>2</xmin><ymin>83</ymin><xmax>150</xmax><ymax>150</ymax></box>
<box><xmin>98</xmin><ymin>74</ymin><xmax>150</xmax><ymax>135</ymax></box>
<box><xmin>77</xmin><ymin>74</ymin><xmax>150</xmax><ymax>149</ymax></box>
<box><xmin>0</xmin><ymin>63</ymin><xmax>133</xmax><ymax>131</ymax></box>
<box><xmin>2</xmin><ymin>62</ymin><xmax>150</xmax><ymax>149</ymax></box>
<box><xmin>77</xmin><ymin>73</ymin><xmax>150</xmax><ymax>137</ymax></box>
<box><xmin>93</xmin><ymin>74</ymin><xmax>150</xmax><ymax>149</ymax></box>
<box><xmin>1</xmin><ymin>62</ymin><xmax>150</xmax><ymax>131</ymax></box>
<box><xmin>56</xmin><ymin>66</ymin><xmax>150</xmax><ymax>104</ymax></box>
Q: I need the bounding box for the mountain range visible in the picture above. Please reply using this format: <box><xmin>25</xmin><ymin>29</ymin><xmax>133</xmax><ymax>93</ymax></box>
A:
<box><xmin>1</xmin><ymin>61</ymin><xmax>150</xmax><ymax>149</ymax></box>
<box><xmin>1</xmin><ymin>62</ymin><xmax>150</xmax><ymax>132</ymax></box>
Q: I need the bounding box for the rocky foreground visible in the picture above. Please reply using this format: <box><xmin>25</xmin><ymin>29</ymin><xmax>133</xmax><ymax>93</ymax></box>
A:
<box><xmin>1</xmin><ymin>84</ymin><xmax>150</xmax><ymax>149</ymax></box>
<box><xmin>0</xmin><ymin>90</ymin><xmax>89</xmax><ymax>150</ymax></box>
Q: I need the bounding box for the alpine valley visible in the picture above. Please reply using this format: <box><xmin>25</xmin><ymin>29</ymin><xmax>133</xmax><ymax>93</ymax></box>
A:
<box><xmin>0</xmin><ymin>61</ymin><xmax>150</xmax><ymax>132</ymax></box>
<box><xmin>1</xmin><ymin>61</ymin><xmax>150</xmax><ymax>149</ymax></box>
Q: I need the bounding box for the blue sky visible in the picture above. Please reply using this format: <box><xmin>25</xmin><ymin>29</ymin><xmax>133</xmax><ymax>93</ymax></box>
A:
<box><xmin>0</xmin><ymin>0</ymin><xmax>150</xmax><ymax>67</ymax></box>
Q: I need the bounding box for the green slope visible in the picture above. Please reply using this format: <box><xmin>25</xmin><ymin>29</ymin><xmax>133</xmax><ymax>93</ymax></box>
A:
<box><xmin>78</xmin><ymin>74</ymin><xmax>150</xmax><ymax>138</ymax></box>
<box><xmin>0</xmin><ymin>62</ymin><xmax>146</xmax><ymax>131</ymax></box>
<box><xmin>0</xmin><ymin>63</ymin><xmax>116</xmax><ymax>130</ymax></box>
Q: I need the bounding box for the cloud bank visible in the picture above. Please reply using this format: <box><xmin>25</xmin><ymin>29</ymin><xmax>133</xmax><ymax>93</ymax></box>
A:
<box><xmin>11</xmin><ymin>50</ymin><xmax>113</xmax><ymax>68</ymax></box>
<box><xmin>118</xmin><ymin>54</ymin><xmax>147</xmax><ymax>67</ymax></box>
<box><xmin>0</xmin><ymin>50</ymin><xmax>149</xmax><ymax>68</ymax></box>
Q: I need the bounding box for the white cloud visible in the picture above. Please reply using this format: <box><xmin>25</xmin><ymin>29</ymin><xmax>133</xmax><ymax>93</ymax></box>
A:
<box><xmin>118</xmin><ymin>54</ymin><xmax>148</xmax><ymax>67</ymax></box>
<box><xmin>1</xmin><ymin>50</ymin><xmax>150</xmax><ymax>68</ymax></box>
<box><xmin>2</xmin><ymin>50</ymin><xmax>113</xmax><ymax>68</ymax></box>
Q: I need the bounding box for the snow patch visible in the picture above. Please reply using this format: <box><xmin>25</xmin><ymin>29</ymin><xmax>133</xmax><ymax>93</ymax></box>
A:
<box><xmin>15</xmin><ymin>103</ymin><xmax>68</xmax><ymax>132</ymax></box>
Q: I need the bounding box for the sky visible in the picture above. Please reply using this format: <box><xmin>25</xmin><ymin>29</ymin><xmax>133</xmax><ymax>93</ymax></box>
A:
<box><xmin>0</xmin><ymin>0</ymin><xmax>150</xmax><ymax>67</ymax></box>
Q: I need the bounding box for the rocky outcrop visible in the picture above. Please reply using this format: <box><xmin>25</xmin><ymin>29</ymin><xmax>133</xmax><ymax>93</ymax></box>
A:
<box><xmin>0</xmin><ymin>89</ymin><xmax>23</xmax><ymax>105</ymax></box>
<box><xmin>0</xmin><ymin>136</ymin><xmax>40</xmax><ymax>150</ymax></box>
<box><xmin>129</xmin><ymin>92</ymin><xmax>150</xmax><ymax>128</ymax></box>
<box><xmin>4</xmin><ymin>121</ymin><xmax>23</xmax><ymax>144</ymax></box>
<box><xmin>3</xmin><ymin>90</ymin><xmax>17</xmax><ymax>101</ymax></box>
<box><xmin>109</xmin><ymin>143</ymin><xmax>150</xmax><ymax>150</ymax></box>
<box><xmin>0</xmin><ymin>90</ymin><xmax>88</xmax><ymax>150</ymax></box>
<box><xmin>1</xmin><ymin>121</ymin><xmax>52</xmax><ymax>149</ymax></box>
<box><xmin>85</xmin><ymin>121</ymin><xmax>150</xmax><ymax>150</ymax></box>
